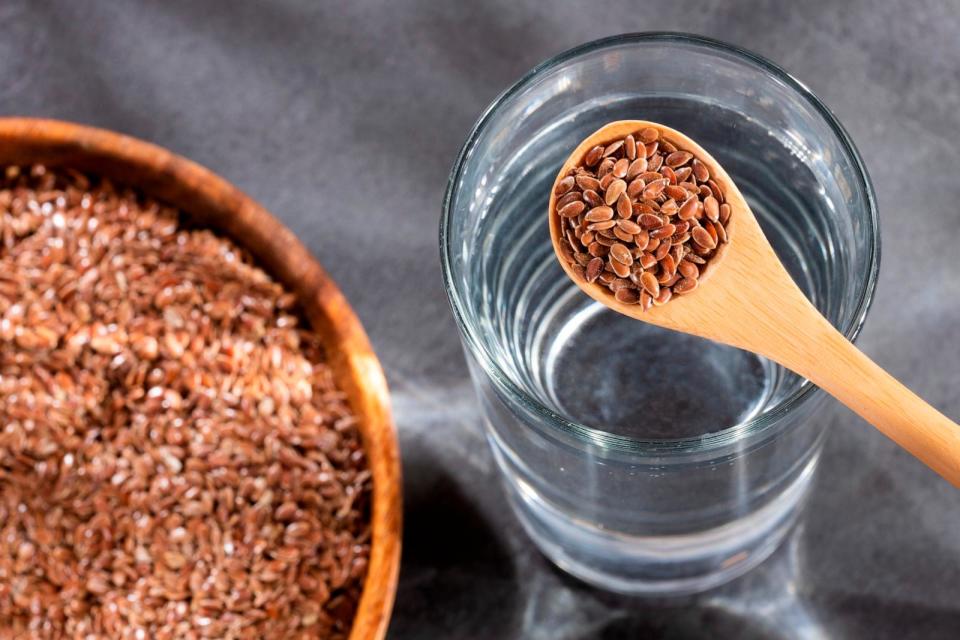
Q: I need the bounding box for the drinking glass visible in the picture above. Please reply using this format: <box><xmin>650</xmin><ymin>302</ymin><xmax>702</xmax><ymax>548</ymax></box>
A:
<box><xmin>440</xmin><ymin>33</ymin><xmax>879</xmax><ymax>595</ymax></box>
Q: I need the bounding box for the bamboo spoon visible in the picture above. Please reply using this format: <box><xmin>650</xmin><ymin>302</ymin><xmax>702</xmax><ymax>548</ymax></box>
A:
<box><xmin>549</xmin><ymin>120</ymin><xmax>960</xmax><ymax>486</ymax></box>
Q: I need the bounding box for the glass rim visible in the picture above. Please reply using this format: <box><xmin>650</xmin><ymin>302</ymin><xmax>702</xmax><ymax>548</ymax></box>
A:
<box><xmin>439</xmin><ymin>32</ymin><xmax>881</xmax><ymax>454</ymax></box>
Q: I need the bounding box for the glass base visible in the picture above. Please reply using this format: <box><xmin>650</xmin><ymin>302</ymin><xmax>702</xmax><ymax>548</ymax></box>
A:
<box><xmin>499</xmin><ymin>451</ymin><xmax>819</xmax><ymax>596</ymax></box>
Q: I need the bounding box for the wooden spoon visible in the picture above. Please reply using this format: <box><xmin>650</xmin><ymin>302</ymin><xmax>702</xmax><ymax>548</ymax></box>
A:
<box><xmin>549</xmin><ymin>120</ymin><xmax>960</xmax><ymax>486</ymax></box>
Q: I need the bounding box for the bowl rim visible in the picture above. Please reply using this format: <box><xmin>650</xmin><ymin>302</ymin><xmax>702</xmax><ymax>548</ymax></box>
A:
<box><xmin>0</xmin><ymin>117</ymin><xmax>401</xmax><ymax>639</ymax></box>
<box><xmin>439</xmin><ymin>32</ymin><xmax>881</xmax><ymax>455</ymax></box>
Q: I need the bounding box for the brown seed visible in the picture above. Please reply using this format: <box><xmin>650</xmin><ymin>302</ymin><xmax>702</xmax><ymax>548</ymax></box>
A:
<box><xmin>588</xmin><ymin>241</ymin><xmax>607</xmax><ymax>257</ymax></box>
<box><xmin>707</xmin><ymin>179</ymin><xmax>725</xmax><ymax>203</ymax></box>
<box><xmin>704</xmin><ymin>220</ymin><xmax>720</xmax><ymax>245</ymax></box>
<box><xmin>585</xmin><ymin>206</ymin><xmax>614</xmax><ymax>222</ymax></box>
<box><xmin>583</xmin><ymin>189</ymin><xmax>602</xmax><ymax>207</ymax></box>
<box><xmin>673</xmin><ymin>166</ymin><xmax>693</xmax><ymax>183</ymax></box>
<box><xmin>639</xmin><ymin>127</ymin><xmax>659</xmax><ymax>143</ymax></box>
<box><xmin>673</xmin><ymin>221</ymin><xmax>690</xmax><ymax>235</ymax></box>
<box><xmin>595</xmin><ymin>232</ymin><xmax>615</xmax><ymax>245</ymax></box>
<box><xmin>692</xmin><ymin>226</ymin><xmax>717</xmax><ymax>249</ymax></box>
<box><xmin>715</xmin><ymin>221</ymin><xmax>728</xmax><ymax>244</ymax></box>
<box><xmin>719</xmin><ymin>203</ymin><xmax>731</xmax><ymax>225</ymax></box>
<box><xmin>571</xmin><ymin>263</ymin><xmax>586</xmax><ymax>280</ymax></box>
<box><xmin>603</xmin><ymin>140</ymin><xmax>624</xmax><ymax>157</ymax></box>
<box><xmin>644</xmin><ymin>141</ymin><xmax>659</xmax><ymax>158</ymax></box>
<box><xmin>634</xmin><ymin>230</ymin><xmax>650</xmax><ymax>252</ymax></box>
<box><xmin>626</xmin><ymin>177</ymin><xmax>645</xmax><ymax>198</ymax></box>
<box><xmin>580</xmin><ymin>231</ymin><xmax>595</xmax><ymax>246</ymax></box>
<box><xmin>704</xmin><ymin>196</ymin><xmax>719</xmax><ymax>222</ymax></box>
<box><xmin>90</xmin><ymin>335</ymin><xmax>121</xmax><ymax>355</ymax></box>
<box><xmin>609</xmin><ymin>258</ymin><xmax>631</xmax><ymax>278</ymax></box>
<box><xmin>605</xmin><ymin>179</ymin><xmax>627</xmax><ymax>205</ymax></box>
<box><xmin>575</xmin><ymin>252</ymin><xmax>591</xmax><ymax>266</ymax></box>
<box><xmin>650</xmin><ymin>224</ymin><xmax>676</xmax><ymax>239</ymax></box>
<box><xmin>555</xmin><ymin>175</ymin><xmax>575</xmax><ymax>196</ymax></box>
<box><xmin>666</xmin><ymin>151</ymin><xmax>694</xmax><ymax>167</ymax></box>
<box><xmin>610</xmin><ymin>243</ymin><xmax>633</xmax><ymax>265</ymax></box>
<box><xmin>640</xmin><ymin>272</ymin><xmax>660</xmax><ymax>297</ymax></box>
<box><xmin>617</xmin><ymin>219</ymin><xmax>642</xmax><ymax>234</ymax></box>
<box><xmin>588</xmin><ymin>220</ymin><xmax>616</xmax><ymax>231</ymax></box>
<box><xmin>576</xmin><ymin>175</ymin><xmax>601</xmax><ymax>191</ymax></box>
<box><xmin>612</xmin><ymin>158</ymin><xmax>629</xmax><ymax>179</ymax></box>
<box><xmin>693</xmin><ymin>241</ymin><xmax>713</xmax><ymax>256</ymax></box>
<box><xmin>679</xmin><ymin>259</ymin><xmax>700</xmax><ymax>279</ymax></box>
<box><xmin>626</xmin><ymin>158</ymin><xmax>648</xmax><ymax>180</ymax></box>
<box><xmin>678</xmin><ymin>196</ymin><xmax>699</xmax><ymax>220</ymax></box>
<box><xmin>691</xmin><ymin>159</ymin><xmax>710</xmax><ymax>182</ymax></box>
<box><xmin>660</xmin><ymin>165</ymin><xmax>677</xmax><ymax>185</ymax></box>
<box><xmin>598</xmin><ymin>271</ymin><xmax>616</xmax><ymax>284</ymax></box>
<box><xmin>615</xmin><ymin>287</ymin><xmax>640</xmax><ymax>304</ymax></box>
<box><xmin>640</xmin><ymin>291</ymin><xmax>654</xmax><ymax>310</ymax></box>
<box><xmin>660</xmin><ymin>139</ymin><xmax>678</xmax><ymax>153</ymax></box>
<box><xmin>556</xmin><ymin>190</ymin><xmax>582</xmax><ymax>210</ymax></box>
<box><xmin>674</xmin><ymin>277</ymin><xmax>699</xmax><ymax>294</ymax></box>
<box><xmin>585</xmin><ymin>258</ymin><xmax>603</xmax><ymax>282</ymax></box>
<box><xmin>646</xmin><ymin>237</ymin><xmax>661</xmax><ymax>252</ymax></box>
<box><xmin>642</xmin><ymin>179</ymin><xmax>668</xmax><ymax>200</ymax></box>
<box><xmin>599</xmin><ymin>172</ymin><xmax>616</xmax><ymax>190</ymax></box>
<box><xmin>585</xmin><ymin>145</ymin><xmax>604</xmax><ymax>166</ymax></box>
<box><xmin>685</xmin><ymin>253</ymin><xmax>706</xmax><ymax>264</ymax></box>
<box><xmin>558</xmin><ymin>201</ymin><xmax>586</xmax><ymax>218</ymax></box>
<box><xmin>639</xmin><ymin>252</ymin><xmax>657</xmax><ymax>269</ymax></box>
<box><xmin>660</xmin><ymin>254</ymin><xmax>677</xmax><ymax>277</ymax></box>
<box><xmin>655</xmin><ymin>240</ymin><xmax>671</xmax><ymax>260</ymax></box>
<box><xmin>648</xmin><ymin>153</ymin><xmax>663</xmax><ymax>171</ymax></box>
<box><xmin>671</xmin><ymin>232</ymin><xmax>691</xmax><ymax>245</ymax></box>
<box><xmin>623</xmin><ymin>134</ymin><xmax>637</xmax><ymax>160</ymax></box>
<box><xmin>654</xmin><ymin>287</ymin><xmax>673</xmax><ymax>306</ymax></box>
<box><xmin>699</xmin><ymin>185</ymin><xmax>714</xmax><ymax>200</ymax></box>
<box><xmin>660</xmin><ymin>198</ymin><xmax>679</xmax><ymax>216</ymax></box>
<box><xmin>613</xmin><ymin>227</ymin><xmax>634</xmax><ymax>243</ymax></box>
<box><xmin>558</xmin><ymin>240</ymin><xmax>575</xmax><ymax>263</ymax></box>
<box><xmin>638</xmin><ymin>213</ymin><xmax>663</xmax><ymax>229</ymax></box>
<box><xmin>616</xmin><ymin>193</ymin><xmax>632</xmax><ymax>219</ymax></box>
<box><xmin>665</xmin><ymin>185</ymin><xmax>687</xmax><ymax>201</ymax></box>
<box><xmin>598</xmin><ymin>158</ymin><xmax>615</xmax><ymax>178</ymax></box>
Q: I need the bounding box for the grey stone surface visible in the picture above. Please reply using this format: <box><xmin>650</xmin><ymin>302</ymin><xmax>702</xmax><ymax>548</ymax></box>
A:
<box><xmin>2</xmin><ymin>1</ymin><xmax>959</xmax><ymax>637</ymax></box>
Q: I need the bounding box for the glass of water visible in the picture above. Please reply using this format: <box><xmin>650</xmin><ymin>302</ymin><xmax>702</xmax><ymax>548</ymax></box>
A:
<box><xmin>440</xmin><ymin>33</ymin><xmax>879</xmax><ymax>595</ymax></box>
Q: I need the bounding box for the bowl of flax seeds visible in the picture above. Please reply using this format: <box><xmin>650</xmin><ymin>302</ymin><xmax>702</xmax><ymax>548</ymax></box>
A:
<box><xmin>0</xmin><ymin>119</ymin><xmax>401</xmax><ymax>639</ymax></box>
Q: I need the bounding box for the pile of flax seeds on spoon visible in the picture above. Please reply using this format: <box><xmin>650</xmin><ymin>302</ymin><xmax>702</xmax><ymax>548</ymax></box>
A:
<box><xmin>554</xmin><ymin>126</ymin><xmax>730</xmax><ymax>309</ymax></box>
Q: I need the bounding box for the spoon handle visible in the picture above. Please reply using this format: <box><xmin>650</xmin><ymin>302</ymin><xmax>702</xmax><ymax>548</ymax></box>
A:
<box><xmin>770</xmin><ymin>310</ymin><xmax>960</xmax><ymax>487</ymax></box>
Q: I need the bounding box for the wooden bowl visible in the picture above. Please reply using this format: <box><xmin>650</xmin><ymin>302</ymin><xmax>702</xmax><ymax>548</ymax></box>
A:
<box><xmin>0</xmin><ymin>118</ymin><xmax>401</xmax><ymax>639</ymax></box>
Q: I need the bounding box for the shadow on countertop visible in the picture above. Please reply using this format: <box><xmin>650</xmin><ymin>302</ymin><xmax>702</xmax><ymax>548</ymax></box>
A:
<box><xmin>390</xmin><ymin>451</ymin><xmax>519</xmax><ymax>639</ymax></box>
<box><xmin>545</xmin><ymin>525</ymin><xmax>960</xmax><ymax>640</ymax></box>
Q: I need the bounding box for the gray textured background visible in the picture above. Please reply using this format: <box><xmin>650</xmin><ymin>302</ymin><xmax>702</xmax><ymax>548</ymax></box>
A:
<box><xmin>3</xmin><ymin>1</ymin><xmax>959</xmax><ymax>638</ymax></box>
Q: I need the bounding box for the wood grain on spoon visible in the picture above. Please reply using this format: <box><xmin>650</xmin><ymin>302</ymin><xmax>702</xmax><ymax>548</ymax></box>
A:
<box><xmin>550</xmin><ymin>120</ymin><xmax>960</xmax><ymax>486</ymax></box>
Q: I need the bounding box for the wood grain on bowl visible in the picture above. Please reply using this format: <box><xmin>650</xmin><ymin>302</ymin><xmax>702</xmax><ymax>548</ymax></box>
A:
<box><xmin>0</xmin><ymin>118</ymin><xmax>401</xmax><ymax>639</ymax></box>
